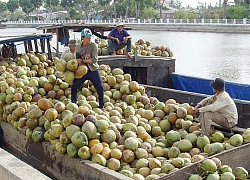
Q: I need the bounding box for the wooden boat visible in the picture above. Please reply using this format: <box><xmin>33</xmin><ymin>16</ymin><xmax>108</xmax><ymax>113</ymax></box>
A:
<box><xmin>0</xmin><ymin>24</ymin><xmax>250</xmax><ymax>180</ymax></box>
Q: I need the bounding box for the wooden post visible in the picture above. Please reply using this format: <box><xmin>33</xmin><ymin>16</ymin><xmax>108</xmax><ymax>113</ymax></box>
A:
<box><xmin>24</xmin><ymin>41</ymin><xmax>28</xmax><ymax>53</ymax></box>
<box><xmin>56</xmin><ymin>28</ymin><xmax>59</xmax><ymax>57</ymax></box>
<box><xmin>34</xmin><ymin>39</ymin><xmax>39</xmax><ymax>53</ymax></box>
<box><xmin>27</xmin><ymin>41</ymin><xmax>33</xmax><ymax>52</ymax></box>
<box><xmin>46</xmin><ymin>38</ymin><xmax>52</xmax><ymax>60</ymax></box>
<box><xmin>40</xmin><ymin>39</ymin><xmax>45</xmax><ymax>52</ymax></box>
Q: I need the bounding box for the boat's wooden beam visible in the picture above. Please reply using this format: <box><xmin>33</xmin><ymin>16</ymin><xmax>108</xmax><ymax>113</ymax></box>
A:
<box><xmin>56</xmin><ymin>28</ymin><xmax>59</xmax><ymax>57</ymax></box>
<box><xmin>46</xmin><ymin>39</ymin><xmax>52</xmax><ymax>60</ymax></box>
<box><xmin>40</xmin><ymin>39</ymin><xmax>45</xmax><ymax>52</ymax></box>
<box><xmin>27</xmin><ymin>41</ymin><xmax>32</xmax><ymax>51</ymax></box>
<box><xmin>23</xmin><ymin>41</ymin><xmax>28</xmax><ymax>53</ymax></box>
<box><xmin>34</xmin><ymin>39</ymin><xmax>39</xmax><ymax>53</ymax></box>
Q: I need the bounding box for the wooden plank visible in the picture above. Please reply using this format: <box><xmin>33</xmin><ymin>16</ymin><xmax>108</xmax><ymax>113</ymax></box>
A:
<box><xmin>23</xmin><ymin>41</ymin><xmax>28</xmax><ymax>53</ymax></box>
<box><xmin>46</xmin><ymin>38</ymin><xmax>52</xmax><ymax>60</ymax></box>
<box><xmin>40</xmin><ymin>39</ymin><xmax>45</xmax><ymax>52</ymax></box>
<box><xmin>27</xmin><ymin>40</ymin><xmax>33</xmax><ymax>51</ymax></box>
<box><xmin>34</xmin><ymin>39</ymin><xmax>39</xmax><ymax>52</ymax></box>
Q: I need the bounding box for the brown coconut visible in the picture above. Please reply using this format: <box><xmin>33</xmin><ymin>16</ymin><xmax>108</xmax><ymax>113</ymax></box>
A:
<box><xmin>37</xmin><ymin>98</ymin><xmax>52</xmax><ymax>111</ymax></box>
<box><xmin>44</xmin><ymin>108</ymin><xmax>58</xmax><ymax>121</ymax></box>
<box><xmin>165</xmin><ymin>98</ymin><xmax>176</xmax><ymax>105</ymax></box>
<box><xmin>168</xmin><ymin>112</ymin><xmax>178</xmax><ymax>125</ymax></box>
<box><xmin>77</xmin><ymin>106</ymin><xmax>90</xmax><ymax>116</ymax></box>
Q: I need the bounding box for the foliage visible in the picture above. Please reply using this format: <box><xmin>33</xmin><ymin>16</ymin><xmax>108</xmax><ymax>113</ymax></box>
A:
<box><xmin>141</xmin><ymin>7</ymin><xmax>157</xmax><ymax>19</ymax></box>
<box><xmin>19</xmin><ymin>0</ymin><xmax>35</xmax><ymax>15</ymax></box>
<box><xmin>7</xmin><ymin>0</ymin><xmax>19</xmax><ymax>13</ymax></box>
<box><xmin>226</xmin><ymin>5</ymin><xmax>249</xmax><ymax>19</ymax></box>
<box><xmin>1</xmin><ymin>0</ymin><xmax>250</xmax><ymax>21</ymax></box>
<box><xmin>68</xmin><ymin>8</ymin><xmax>78</xmax><ymax>19</ymax></box>
<box><xmin>0</xmin><ymin>1</ymin><xmax>7</xmax><ymax>13</ymax></box>
<box><xmin>44</xmin><ymin>0</ymin><xmax>60</xmax><ymax>8</ymax></box>
<box><xmin>9</xmin><ymin>11</ymin><xmax>26</xmax><ymax>20</ymax></box>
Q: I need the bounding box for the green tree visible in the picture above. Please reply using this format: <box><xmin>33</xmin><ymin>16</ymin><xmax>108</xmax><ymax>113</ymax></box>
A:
<box><xmin>7</xmin><ymin>0</ymin><xmax>19</xmax><ymax>13</ymax></box>
<box><xmin>0</xmin><ymin>1</ymin><xmax>7</xmax><ymax>14</ymax></box>
<box><xmin>141</xmin><ymin>6</ymin><xmax>157</xmax><ymax>19</ymax></box>
<box><xmin>19</xmin><ymin>0</ymin><xmax>35</xmax><ymax>17</ymax></box>
<box><xmin>44</xmin><ymin>0</ymin><xmax>60</xmax><ymax>8</ymax></box>
<box><xmin>61</xmin><ymin>0</ymin><xmax>74</xmax><ymax>9</ymax></box>
<box><xmin>226</xmin><ymin>5</ymin><xmax>248</xmax><ymax>18</ymax></box>
<box><xmin>68</xmin><ymin>8</ymin><xmax>78</xmax><ymax>19</ymax></box>
<box><xmin>174</xmin><ymin>9</ymin><xmax>188</xmax><ymax>19</ymax></box>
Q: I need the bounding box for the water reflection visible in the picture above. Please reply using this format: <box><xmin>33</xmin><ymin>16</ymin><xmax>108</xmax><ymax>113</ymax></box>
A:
<box><xmin>129</xmin><ymin>30</ymin><xmax>250</xmax><ymax>84</ymax></box>
<box><xmin>0</xmin><ymin>28</ymin><xmax>249</xmax><ymax>84</ymax></box>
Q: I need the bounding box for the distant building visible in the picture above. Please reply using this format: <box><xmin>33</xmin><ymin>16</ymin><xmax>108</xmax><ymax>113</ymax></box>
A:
<box><xmin>157</xmin><ymin>6</ymin><xmax>178</xmax><ymax>19</ymax></box>
<box><xmin>30</xmin><ymin>11</ymin><xmax>68</xmax><ymax>20</ymax></box>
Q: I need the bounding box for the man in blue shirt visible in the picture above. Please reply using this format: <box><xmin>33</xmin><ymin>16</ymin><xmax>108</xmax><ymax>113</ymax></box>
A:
<box><xmin>107</xmin><ymin>22</ymin><xmax>132</xmax><ymax>58</ymax></box>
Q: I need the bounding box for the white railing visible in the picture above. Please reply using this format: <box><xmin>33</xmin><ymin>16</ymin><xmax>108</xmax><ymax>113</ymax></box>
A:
<box><xmin>4</xmin><ymin>18</ymin><xmax>250</xmax><ymax>25</ymax></box>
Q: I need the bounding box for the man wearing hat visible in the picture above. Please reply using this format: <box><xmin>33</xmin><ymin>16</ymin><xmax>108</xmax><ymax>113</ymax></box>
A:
<box><xmin>71</xmin><ymin>28</ymin><xmax>104</xmax><ymax>109</ymax></box>
<box><xmin>192</xmin><ymin>78</ymin><xmax>238</xmax><ymax>136</ymax></box>
<box><xmin>61</xmin><ymin>39</ymin><xmax>77</xmax><ymax>60</ymax></box>
<box><xmin>107</xmin><ymin>22</ymin><xmax>132</xmax><ymax>58</ymax></box>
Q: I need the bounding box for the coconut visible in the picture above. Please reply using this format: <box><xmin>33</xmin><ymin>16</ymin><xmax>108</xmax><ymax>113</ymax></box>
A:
<box><xmin>242</xmin><ymin>128</ymin><xmax>250</xmax><ymax>143</ymax></box>
<box><xmin>167</xmin><ymin>146</ymin><xmax>180</xmax><ymax>158</ymax></box>
<box><xmin>101</xmin><ymin>129</ymin><xmax>116</xmax><ymax>144</ymax></box>
<box><xmin>122</xmin><ymin>149</ymin><xmax>135</xmax><ymax>163</ymax></box>
<box><xmin>204</xmin><ymin>142</ymin><xmax>225</xmax><ymax>156</ymax></box>
<box><xmin>220</xmin><ymin>172</ymin><xmax>235</xmax><ymax>180</ymax></box>
<box><xmin>219</xmin><ymin>165</ymin><xmax>233</xmax><ymax>174</ymax></box>
<box><xmin>73</xmin><ymin>64</ymin><xmax>88</xmax><ymax>79</ymax></box>
<box><xmin>81</xmin><ymin>121</ymin><xmax>97</xmax><ymax>139</ymax></box>
<box><xmin>161</xmin><ymin>163</ymin><xmax>176</xmax><ymax>174</ymax></box>
<box><xmin>197</xmin><ymin>135</ymin><xmax>210</xmax><ymax>151</ymax></box>
<box><xmin>71</xmin><ymin>131</ymin><xmax>88</xmax><ymax>147</ymax></box>
<box><xmin>177</xmin><ymin>139</ymin><xmax>193</xmax><ymax>152</ymax></box>
<box><xmin>168</xmin><ymin>112</ymin><xmax>178</xmax><ymax>124</ymax></box>
<box><xmin>210</xmin><ymin>131</ymin><xmax>225</xmax><ymax>143</ymax></box>
<box><xmin>110</xmin><ymin>148</ymin><xmax>122</xmax><ymax>159</ymax></box>
<box><xmin>54</xmin><ymin>101</ymin><xmax>66</xmax><ymax>114</ymax></box>
<box><xmin>176</xmin><ymin>106</ymin><xmax>187</xmax><ymax>118</ymax></box>
<box><xmin>211</xmin><ymin>157</ymin><xmax>222</xmax><ymax>168</ymax></box>
<box><xmin>72</xmin><ymin>114</ymin><xmax>85</xmax><ymax>126</ymax></box>
<box><xmin>201</xmin><ymin>159</ymin><xmax>217</xmax><ymax>173</ymax></box>
<box><xmin>129</xmin><ymin>81</ymin><xmax>139</xmax><ymax>92</ymax></box>
<box><xmin>107</xmin><ymin>158</ymin><xmax>120</xmax><ymax>171</ymax></box>
<box><xmin>165</xmin><ymin>98</ymin><xmax>176</xmax><ymax>105</ymax></box>
<box><xmin>44</xmin><ymin>108</ymin><xmax>58</xmax><ymax>122</ymax></box>
<box><xmin>78</xmin><ymin>146</ymin><xmax>91</xmax><ymax>160</ymax></box>
<box><xmin>148</xmin><ymin>158</ymin><xmax>161</xmax><ymax>169</ymax></box>
<box><xmin>67</xmin><ymin>143</ymin><xmax>79</xmax><ymax>158</ymax></box>
<box><xmin>90</xmin><ymin>142</ymin><xmax>103</xmax><ymax>154</ymax></box>
<box><xmin>188</xmin><ymin>174</ymin><xmax>203</xmax><ymax>180</ymax></box>
<box><xmin>112</xmin><ymin>68</ymin><xmax>124</xmax><ymax>76</ymax></box>
<box><xmin>51</xmin><ymin>124</ymin><xmax>64</xmax><ymax>138</ymax></box>
<box><xmin>124</xmin><ymin>137</ymin><xmax>138</xmax><ymax>151</ymax></box>
<box><xmin>229</xmin><ymin>134</ymin><xmax>243</xmax><ymax>147</ymax></box>
<box><xmin>166</xmin><ymin>130</ymin><xmax>181</xmax><ymax>145</ymax></box>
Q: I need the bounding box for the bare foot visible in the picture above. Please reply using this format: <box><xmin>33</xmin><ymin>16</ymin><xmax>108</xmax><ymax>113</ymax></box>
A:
<box><xmin>125</xmin><ymin>52</ymin><xmax>132</xmax><ymax>58</ymax></box>
<box><xmin>110</xmin><ymin>52</ymin><xmax>116</xmax><ymax>56</ymax></box>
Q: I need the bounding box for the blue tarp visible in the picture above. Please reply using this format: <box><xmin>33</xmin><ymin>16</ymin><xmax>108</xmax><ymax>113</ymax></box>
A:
<box><xmin>171</xmin><ymin>73</ymin><xmax>250</xmax><ymax>101</ymax></box>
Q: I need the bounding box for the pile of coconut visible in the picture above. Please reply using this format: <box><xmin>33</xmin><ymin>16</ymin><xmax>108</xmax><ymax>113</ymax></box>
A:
<box><xmin>0</xmin><ymin>52</ymin><xmax>249</xmax><ymax>180</ymax></box>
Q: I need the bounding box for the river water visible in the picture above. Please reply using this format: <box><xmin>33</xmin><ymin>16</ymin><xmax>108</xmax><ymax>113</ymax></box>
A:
<box><xmin>0</xmin><ymin>28</ymin><xmax>250</xmax><ymax>84</ymax></box>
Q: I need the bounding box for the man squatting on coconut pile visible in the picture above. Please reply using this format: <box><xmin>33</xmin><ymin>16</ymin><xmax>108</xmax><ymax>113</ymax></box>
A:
<box><xmin>107</xmin><ymin>22</ymin><xmax>132</xmax><ymax>58</ymax></box>
<box><xmin>71</xmin><ymin>28</ymin><xmax>104</xmax><ymax>109</ymax></box>
<box><xmin>192</xmin><ymin>78</ymin><xmax>238</xmax><ymax>137</ymax></box>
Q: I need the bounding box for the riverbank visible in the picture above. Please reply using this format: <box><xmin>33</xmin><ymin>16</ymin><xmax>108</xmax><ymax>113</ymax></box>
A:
<box><xmin>5</xmin><ymin>22</ymin><xmax>250</xmax><ymax>33</ymax></box>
